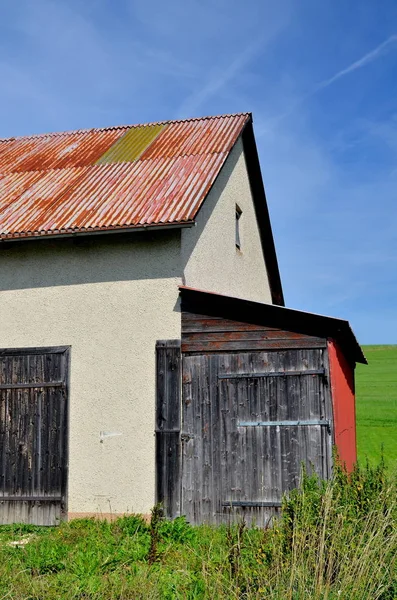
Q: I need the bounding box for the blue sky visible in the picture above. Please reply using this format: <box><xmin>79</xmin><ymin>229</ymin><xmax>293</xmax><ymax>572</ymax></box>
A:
<box><xmin>1</xmin><ymin>0</ymin><xmax>396</xmax><ymax>344</ymax></box>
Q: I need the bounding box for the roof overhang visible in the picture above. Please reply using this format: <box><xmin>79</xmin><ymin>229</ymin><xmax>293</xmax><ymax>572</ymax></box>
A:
<box><xmin>179</xmin><ymin>286</ymin><xmax>367</xmax><ymax>365</ymax></box>
<box><xmin>0</xmin><ymin>220</ymin><xmax>195</xmax><ymax>244</ymax></box>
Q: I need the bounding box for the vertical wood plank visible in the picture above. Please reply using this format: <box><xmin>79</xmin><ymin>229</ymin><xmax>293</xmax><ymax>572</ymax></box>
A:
<box><xmin>209</xmin><ymin>354</ymin><xmax>221</xmax><ymax>524</ymax></box>
<box><xmin>155</xmin><ymin>340</ymin><xmax>181</xmax><ymax>519</ymax></box>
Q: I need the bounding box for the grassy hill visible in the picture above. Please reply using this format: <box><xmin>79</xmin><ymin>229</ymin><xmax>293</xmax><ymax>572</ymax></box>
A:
<box><xmin>356</xmin><ymin>345</ymin><xmax>397</xmax><ymax>468</ymax></box>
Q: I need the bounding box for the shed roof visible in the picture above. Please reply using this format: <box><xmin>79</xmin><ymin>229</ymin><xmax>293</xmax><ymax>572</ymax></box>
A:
<box><xmin>0</xmin><ymin>114</ymin><xmax>249</xmax><ymax>240</ymax></box>
<box><xmin>179</xmin><ymin>286</ymin><xmax>366</xmax><ymax>364</ymax></box>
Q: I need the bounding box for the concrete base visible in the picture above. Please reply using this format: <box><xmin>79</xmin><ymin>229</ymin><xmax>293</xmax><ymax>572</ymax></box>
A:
<box><xmin>68</xmin><ymin>512</ymin><xmax>151</xmax><ymax>522</ymax></box>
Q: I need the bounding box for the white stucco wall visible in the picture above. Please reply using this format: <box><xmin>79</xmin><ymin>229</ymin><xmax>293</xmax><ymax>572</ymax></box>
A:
<box><xmin>181</xmin><ymin>138</ymin><xmax>273</xmax><ymax>304</ymax></box>
<box><xmin>0</xmin><ymin>232</ymin><xmax>182</xmax><ymax>515</ymax></box>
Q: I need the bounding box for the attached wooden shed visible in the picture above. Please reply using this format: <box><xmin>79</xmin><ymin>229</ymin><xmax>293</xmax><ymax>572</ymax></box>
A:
<box><xmin>156</xmin><ymin>287</ymin><xmax>366</xmax><ymax>526</ymax></box>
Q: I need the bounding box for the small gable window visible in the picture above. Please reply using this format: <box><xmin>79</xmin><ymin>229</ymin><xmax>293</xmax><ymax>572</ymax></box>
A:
<box><xmin>235</xmin><ymin>205</ymin><xmax>242</xmax><ymax>250</ymax></box>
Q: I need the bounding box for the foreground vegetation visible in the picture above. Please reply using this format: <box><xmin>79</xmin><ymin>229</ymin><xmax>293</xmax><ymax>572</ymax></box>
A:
<box><xmin>356</xmin><ymin>345</ymin><xmax>397</xmax><ymax>467</ymax></box>
<box><xmin>0</xmin><ymin>460</ymin><xmax>395</xmax><ymax>599</ymax></box>
<box><xmin>0</xmin><ymin>347</ymin><xmax>394</xmax><ymax>598</ymax></box>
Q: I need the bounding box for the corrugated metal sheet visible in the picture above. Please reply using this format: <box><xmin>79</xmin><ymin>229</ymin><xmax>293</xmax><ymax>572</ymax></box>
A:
<box><xmin>96</xmin><ymin>124</ymin><xmax>165</xmax><ymax>164</ymax></box>
<box><xmin>140</xmin><ymin>114</ymin><xmax>247</xmax><ymax>160</ymax></box>
<box><xmin>0</xmin><ymin>113</ymin><xmax>250</xmax><ymax>239</ymax></box>
<box><xmin>0</xmin><ymin>168</ymin><xmax>87</xmax><ymax>234</ymax></box>
<box><xmin>0</xmin><ymin>129</ymin><xmax>126</xmax><ymax>174</ymax></box>
<box><xmin>0</xmin><ymin>171</ymin><xmax>44</xmax><ymax>215</ymax></box>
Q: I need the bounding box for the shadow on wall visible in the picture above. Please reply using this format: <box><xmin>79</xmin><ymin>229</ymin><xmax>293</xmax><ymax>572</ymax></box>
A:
<box><xmin>0</xmin><ymin>229</ymin><xmax>182</xmax><ymax>291</ymax></box>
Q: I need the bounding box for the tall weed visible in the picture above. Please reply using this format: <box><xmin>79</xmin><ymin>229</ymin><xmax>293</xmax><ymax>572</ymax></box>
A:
<box><xmin>0</xmin><ymin>457</ymin><xmax>395</xmax><ymax>599</ymax></box>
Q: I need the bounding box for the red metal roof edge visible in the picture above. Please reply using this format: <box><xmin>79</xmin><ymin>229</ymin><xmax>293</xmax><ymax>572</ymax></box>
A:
<box><xmin>0</xmin><ymin>113</ymin><xmax>252</xmax><ymax>144</ymax></box>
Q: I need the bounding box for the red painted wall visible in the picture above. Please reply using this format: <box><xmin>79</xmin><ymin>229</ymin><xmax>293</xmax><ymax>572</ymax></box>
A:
<box><xmin>328</xmin><ymin>340</ymin><xmax>357</xmax><ymax>471</ymax></box>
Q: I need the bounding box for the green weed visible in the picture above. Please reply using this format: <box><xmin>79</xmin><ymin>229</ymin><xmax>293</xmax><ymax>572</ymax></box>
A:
<box><xmin>0</xmin><ymin>459</ymin><xmax>395</xmax><ymax>599</ymax></box>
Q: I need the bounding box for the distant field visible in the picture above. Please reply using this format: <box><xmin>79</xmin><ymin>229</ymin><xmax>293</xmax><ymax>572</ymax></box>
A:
<box><xmin>356</xmin><ymin>345</ymin><xmax>397</xmax><ymax>469</ymax></box>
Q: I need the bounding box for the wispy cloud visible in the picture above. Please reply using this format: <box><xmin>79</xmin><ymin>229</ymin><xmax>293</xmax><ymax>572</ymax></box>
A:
<box><xmin>174</xmin><ymin>2</ymin><xmax>291</xmax><ymax>119</ymax></box>
<box><xmin>176</xmin><ymin>36</ymin><xmax>265</xmax><ymax>118</ymax></box>
<box><xmin>259</xmin><ymin>34</ymin><xmax>397</xmax><ymax>134</ymax></box>
<box><xmin>315</xmin><ymin>34</ymin><xmax>397</xmax><ymax>91</ymax></box>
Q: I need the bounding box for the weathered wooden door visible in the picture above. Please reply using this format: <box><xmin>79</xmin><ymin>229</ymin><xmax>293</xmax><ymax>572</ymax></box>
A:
<box><xmin>0</xmin><ymin>347</ymin><xmax>69</xmax><ymax>525</ymax></box>
<box><xmin>181</xmin><ymin>349</ymin><xmax>332</xmax><ymax>525</ymax></box>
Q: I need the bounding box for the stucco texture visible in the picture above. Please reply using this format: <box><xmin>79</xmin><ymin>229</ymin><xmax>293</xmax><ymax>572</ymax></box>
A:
<box><xmin>181</xmin><ymin>137</ymin><xmax>272</xmax><ymax>304</ymax></box>
<box><xmin>0</xmin><ymin>232</ymin><xmax>182</xmax><ymax>515</ymax></box>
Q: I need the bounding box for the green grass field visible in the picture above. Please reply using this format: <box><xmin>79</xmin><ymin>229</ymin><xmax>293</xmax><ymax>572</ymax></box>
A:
<box><xmin>356</xmin><ymin>345</ymin><xmax>397</xmax><ymax>469</ymax></box>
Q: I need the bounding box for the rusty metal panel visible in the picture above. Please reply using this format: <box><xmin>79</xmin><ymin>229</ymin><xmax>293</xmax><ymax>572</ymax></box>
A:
<box><xmin>0</xmin><ymin>139</ymin><xmax>16</xmax><ymax>164</ymax></box>
<box><xmin>96</xmin><ymin>124</ymin><xmax>165</xmax><ymax>164</ymax></box>
<box><xmin>0</xmin><ymin>129</ymin><xmax>126</xmax><ymax>174</ymax></box>
<box><xmin>64</xmin><ymin>153</ymin><xmax>227</xmax><ymax>229</ymax></box>
<box><xmin>0</xmin><ymin>113</ymin><xmax>250</xmax><ymax>239</ymax></box>
<box><xmin>0</xmin><ymin>171</ymin><xmax>45</xmax><ymax>216</ymax></box>
<box><xmin>0</xmin><ymin>153</ymin><xmax>227</xmax><ymax>236</ymax></box>
<box><xmin>0</xmin><ymin>168</ymin><xmax>87</xmax><ymax>235</ymax></box>
<box><xmin>0</xmin><ymin>137</ymin><xmax>41</xmax><ymax>175</ymax></box>
<box><xmin>140</xmin><ymin>114</ymin><xmax>249</xmax><ymax>160</ymax></box>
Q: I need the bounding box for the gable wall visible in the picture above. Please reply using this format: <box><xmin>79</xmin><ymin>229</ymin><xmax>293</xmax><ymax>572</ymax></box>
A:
<box><xmin>181</xmin><ymin>138</ymin><xmax>273</xmax><ymax>304</ymax></box>
<box><xmin>0</xmin><ymin>232</ymin><xmax>182</xmax><ymax>516</ymax></box>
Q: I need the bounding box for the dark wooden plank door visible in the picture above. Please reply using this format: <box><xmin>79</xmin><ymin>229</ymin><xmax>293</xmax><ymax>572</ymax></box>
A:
<box><xmin>181</xmin><ymin>349</ymin><xmax>332</xmax><ymax>526</ymax></box>
<box><xmin>155</xmin><ymin>340</ymin><xmax>181</xmax><ymax>519</ymax></box>
<box><xmin>0</xmin><ymin>347</ymin><xmax>69</xmax><ymax>525</ymax></box>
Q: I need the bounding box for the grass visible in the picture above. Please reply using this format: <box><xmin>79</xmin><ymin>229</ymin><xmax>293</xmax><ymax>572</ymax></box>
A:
<box><xmin>356</xmin><ymin>345</ymin><xmax>397</xmax><ymax>468</ymax></box>
<box><xmin>0</xmin><ymin>344</ymin><xmax>395</xmax><ymax>598</ymax></box>
<box><xmin>0</xmin><ymin>461</ymin><xmax>395</xmax><ymax>599</ymax></box>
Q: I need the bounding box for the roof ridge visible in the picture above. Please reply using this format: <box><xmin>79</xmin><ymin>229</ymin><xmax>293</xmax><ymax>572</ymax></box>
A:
<box><xmin>0</xmin><ymin>112</ymin><xmax>251</xmax><ymax>144</ymax></box>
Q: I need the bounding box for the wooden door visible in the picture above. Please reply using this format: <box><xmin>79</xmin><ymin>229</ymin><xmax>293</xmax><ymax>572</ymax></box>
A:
<box><xmin>0</xmin><ymin>347</ymin><xmax>69</xmax><ymax>525</ymax></box>
<box><xmin>181</xmin><ymin>349</ymin><xmax>332</xmax><ymax>526</ymax></box>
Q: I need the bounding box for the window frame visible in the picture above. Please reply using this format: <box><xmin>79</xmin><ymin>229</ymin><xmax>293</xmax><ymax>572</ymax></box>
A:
<box><xmin>235</xmin><ymin>204</ymin><xmax>242</xmax><ymax>250</ymax></box>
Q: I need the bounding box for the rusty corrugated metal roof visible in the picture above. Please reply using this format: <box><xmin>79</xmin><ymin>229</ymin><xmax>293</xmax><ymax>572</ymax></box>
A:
<box><xmin>0</xmin><ymin>113</ymin><xmax>250</xmax><ymax>239</ymax></box>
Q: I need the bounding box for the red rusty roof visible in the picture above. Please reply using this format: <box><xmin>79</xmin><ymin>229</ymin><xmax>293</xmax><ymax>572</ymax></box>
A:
<box><xmin>0</xmin><ymin>113</ymin><xmax>250</xmax><ymax>240</ymax></box>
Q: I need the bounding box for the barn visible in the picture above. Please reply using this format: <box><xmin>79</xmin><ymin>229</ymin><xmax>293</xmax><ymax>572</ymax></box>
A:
<box><xmin>0</xmin><ymin>113</ymin><xmax>365</xmax><ymax>525</ymax></box>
